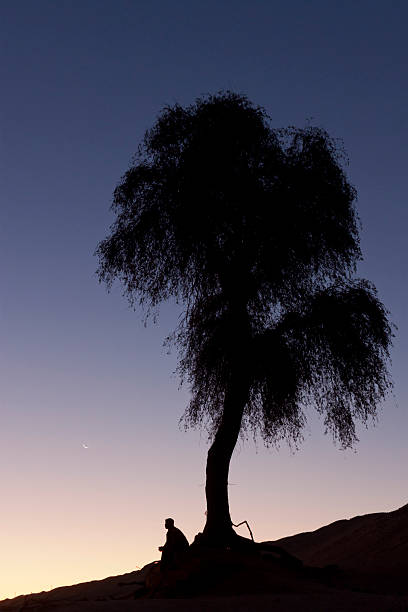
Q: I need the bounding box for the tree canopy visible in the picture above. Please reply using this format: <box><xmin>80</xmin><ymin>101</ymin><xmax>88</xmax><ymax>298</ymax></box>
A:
<box><xmin>97</xmin><ymin>92</ymin><xmax>392</xmax><ymax>448</ymax></box>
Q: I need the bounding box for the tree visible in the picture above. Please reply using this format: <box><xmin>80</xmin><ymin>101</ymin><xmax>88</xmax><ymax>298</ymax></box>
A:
<box><xmin>96</xmin><ymin>92</ymin><xmax>393</xmax><ymax>546</ymax></box>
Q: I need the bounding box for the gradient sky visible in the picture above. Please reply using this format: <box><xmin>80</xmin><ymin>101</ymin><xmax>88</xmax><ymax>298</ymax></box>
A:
<box><xmin>1</xmin><ymin>0</ymin><xmax>407</xmax><ymax>600</ymax></box>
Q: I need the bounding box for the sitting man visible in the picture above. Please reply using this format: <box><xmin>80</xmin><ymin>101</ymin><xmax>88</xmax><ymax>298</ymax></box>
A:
<box><xmin>158</xmin><ymin>517</ymin><xmax>189</xmax><ymax>571</ymax></box>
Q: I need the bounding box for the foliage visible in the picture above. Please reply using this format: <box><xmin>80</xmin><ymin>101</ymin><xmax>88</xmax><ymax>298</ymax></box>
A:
<box><xmin>96</xmin><ymin>91</ymin><xmax>393</xmax><ymax>450</ymax></box>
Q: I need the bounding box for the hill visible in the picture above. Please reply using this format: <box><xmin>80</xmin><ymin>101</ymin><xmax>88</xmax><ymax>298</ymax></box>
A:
<box><xmin>1</xmin><ymin>504</ymin><xmax>407</xmax><ymax>611</ymax></box>
<box><xmin>270</xmin><ymin>502</ymin><xmax>408</xmax><ymax>575</ymax></box>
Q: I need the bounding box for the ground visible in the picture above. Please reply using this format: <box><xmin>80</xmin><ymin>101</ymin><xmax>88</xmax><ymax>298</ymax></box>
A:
<box><xmin>2</xmin><ymin>504</ymin><xmax>408</xmax><ymax>611</ymax></box>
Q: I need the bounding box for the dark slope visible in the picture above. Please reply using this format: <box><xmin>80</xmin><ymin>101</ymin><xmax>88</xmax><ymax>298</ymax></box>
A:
<box><xmin>269</xmin><ymin>503</ymin><xmax>408</xmax><ymax>574</ymax></box>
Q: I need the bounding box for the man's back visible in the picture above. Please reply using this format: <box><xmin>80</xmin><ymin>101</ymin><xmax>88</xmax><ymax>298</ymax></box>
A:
<box><xmin>166</xmin><ymin>526</ymin><xmax>189</xmax><ymax>552</ymax></box>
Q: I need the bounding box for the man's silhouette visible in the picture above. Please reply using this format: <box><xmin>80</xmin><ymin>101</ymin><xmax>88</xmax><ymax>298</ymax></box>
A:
<box><xmin>158</xmin><ymin>517</ymin><xmax>189</xmax><ymax>571</ymax></box>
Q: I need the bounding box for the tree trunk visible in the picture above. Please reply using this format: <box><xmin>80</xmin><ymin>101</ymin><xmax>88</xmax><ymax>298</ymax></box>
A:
<box><xmin>202</xmin><ymin>371</ymin><xmax>250</xmax><ymax>545</ymax></box>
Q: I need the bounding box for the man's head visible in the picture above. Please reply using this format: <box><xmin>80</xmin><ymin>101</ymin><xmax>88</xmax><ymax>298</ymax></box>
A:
<box><xmin>164</xmin><ymin>518</ymin><xmax>174</xmax><ymax>529</ymax></box>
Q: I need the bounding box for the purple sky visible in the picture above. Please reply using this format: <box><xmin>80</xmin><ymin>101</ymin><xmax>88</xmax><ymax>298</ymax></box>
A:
<box><xmin>1</xmin><ymin>0</ymin><xmax>407</xmax><ymax>598</ymax></box>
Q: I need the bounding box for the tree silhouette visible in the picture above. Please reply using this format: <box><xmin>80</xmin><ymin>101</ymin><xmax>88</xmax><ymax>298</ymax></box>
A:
<box><xmin>96</xmin><ymin>92</ymin><xmax>393</xmax><ymax>545</ymax></box>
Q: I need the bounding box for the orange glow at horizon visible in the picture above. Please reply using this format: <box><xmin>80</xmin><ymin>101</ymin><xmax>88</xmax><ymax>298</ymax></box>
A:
<box><xmin>1</xmin><ymin>419</ymin><xmax>406</xmax><ymax>601</ymax></box>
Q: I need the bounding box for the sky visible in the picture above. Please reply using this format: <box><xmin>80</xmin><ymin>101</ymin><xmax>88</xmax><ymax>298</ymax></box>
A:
<box><xmin>0</xmin><ymin>0</ymin><xmax>407</xmax><ymax>600</ymax></box>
